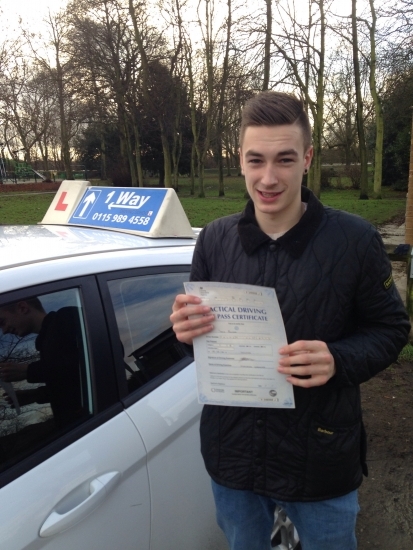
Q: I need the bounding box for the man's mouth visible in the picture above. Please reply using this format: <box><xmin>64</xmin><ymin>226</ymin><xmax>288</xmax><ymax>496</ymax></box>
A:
<box><xmin>258</xmin><ymin>190</ymin><xmax>282</xmax><ymax>198</ymax></box>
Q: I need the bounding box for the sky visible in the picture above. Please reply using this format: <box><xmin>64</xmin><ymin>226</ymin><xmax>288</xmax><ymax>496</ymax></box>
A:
<box><xmin>0</xmin><ymin>0</ymin><xmax>364</xmax><ymax>53</ymax></box>
<box><xmin>2</xmin><ymin>0</ymin><xmax>68</xmax><ymax>32</ymax></box>
<box><xmin>2</xmin><ymin>0</ymin><xmax>352</xmax><ymax>33</ymax></box>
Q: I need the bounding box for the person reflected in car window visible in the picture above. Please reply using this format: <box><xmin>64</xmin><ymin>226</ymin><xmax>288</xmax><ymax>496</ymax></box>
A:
<box><xmin>0</xmin><ymin>297</ymin><xmax>88</xmax><ymax>429</ymax></box>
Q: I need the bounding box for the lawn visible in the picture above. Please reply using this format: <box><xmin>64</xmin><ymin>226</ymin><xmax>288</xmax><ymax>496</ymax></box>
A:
<box><xmin>0</xmin><ymin>174</ymin><xmax>407</xmax><ymax>227</ymax></box>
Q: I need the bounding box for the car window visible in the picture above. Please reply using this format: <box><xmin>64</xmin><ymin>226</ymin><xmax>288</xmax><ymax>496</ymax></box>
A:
<box><xmin>107</xmin><ymin>272</ymin><xmax>189</xmax><ymax>394</ymax></box>
<box><xmin>0</xmin><ymin>288</ymin><xmax>92</xmax><ymax>473</ymax></box>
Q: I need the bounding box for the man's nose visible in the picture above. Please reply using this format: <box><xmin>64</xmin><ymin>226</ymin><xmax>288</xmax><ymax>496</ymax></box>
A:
<box><xmin>261</xmin><ymin>164</ymin><xmax>278</xmax><ymax>185</ymax></box>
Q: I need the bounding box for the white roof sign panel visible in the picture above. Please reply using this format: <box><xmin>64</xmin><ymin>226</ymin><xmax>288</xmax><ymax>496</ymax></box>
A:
<box><xmin>41</xmin><ymin>182</ymin><xmax>195</xmax><ymax>239</ymax></box>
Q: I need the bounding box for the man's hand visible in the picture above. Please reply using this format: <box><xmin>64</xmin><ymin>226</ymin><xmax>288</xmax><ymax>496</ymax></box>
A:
<box><xmin>4</xmin><ymin>389</ymin><xmax>38</xmax><ymax>407</ymax></box>
<box><xmin>278</xmin><ymin>340</ymin><xmax>336</xmax><ymax>388</ymax></box>
<box><xmin>170</xmin><ymin>294</ymin><xmax>215</xmax><ymax>345</ymax></box>
<box><xmin>0</xmin><ymin>362</ymin><xmax>29</xmax><ymax>382</ymax></box>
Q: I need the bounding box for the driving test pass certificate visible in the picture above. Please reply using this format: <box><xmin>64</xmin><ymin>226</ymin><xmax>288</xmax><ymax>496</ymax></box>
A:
<box><xmin>184</xmin><ymin>281</ymin><xmax>295</xmax><ymax>409</ymax></box>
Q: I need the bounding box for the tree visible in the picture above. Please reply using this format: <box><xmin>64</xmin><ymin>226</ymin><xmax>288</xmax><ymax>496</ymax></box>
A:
<box><xmin>356</xmin><ymin>0</ymin><xmax>385</xmax><ymax>198</ymax></box>
<box><xmin>351</xmin><ymin>0</ymin><xmax>369</xmax><ymax>199</ymax></box>
<box><xmin>405</xmin><ymin>109</ymin><xmax>413</xmax><ymax>244</ymax></box>
<box><xmin>214</xmin><ymin>0</ymin><xmax>232</xmax><ymax>196</ymax></box>
<box><xmin>262</xmin><ymin>0</ymin><xmax>272</xmax><ymax>91</ymax></box>
<box><xmin>34</xmin><ymin>12</ymin><xmax>77</xmax><ymax>179</ymax></box>
<box><xmin>323</xmin><ymin>51</ymin><xmax>358</xmax><ymax>166</ymax></box>
<box><xmin>129</xmin><ymin>0</ymin><xmax>183</xmax><ymax>188</ymax></box>
<box><xmin>270</xmin><ymin>0</ymin><xmax>326</xmax><ymax>198</ymax></box>
<box><xmin>381</xmin><ymin>65</ymin><xmax>413</xmax><ymax>189</ymax></box>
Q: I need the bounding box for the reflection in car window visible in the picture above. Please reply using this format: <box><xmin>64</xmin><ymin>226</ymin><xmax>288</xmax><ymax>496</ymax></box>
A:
<box><xmin>108</xmin><ymin>272</ymin><xmax>189</xmax><ymax>393</ymax></box>
<box><xmin>0</xmin><ymin>289</ymin><xmax>92</xmax><ymax>472</ymax></box>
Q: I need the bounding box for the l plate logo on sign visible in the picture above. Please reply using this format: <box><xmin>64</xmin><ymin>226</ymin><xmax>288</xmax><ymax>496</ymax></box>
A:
<box><xmin>69</xmin><ymin>187</ymin><xmax>168</xmax><ymax>233</ymax></box>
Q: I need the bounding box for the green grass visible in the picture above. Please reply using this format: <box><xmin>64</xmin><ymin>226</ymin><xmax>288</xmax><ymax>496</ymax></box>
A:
<box><xmin>0</xmin><ymin>193</ymin><xmax>55</xmax><ymax>225</ymax></box>
<box><xmin>175</xmin><ymin>176</ymin><xmax>406</xmax><ymax>227</ymax></box>
<box><xmin>321</xmin><ymin>188</ymin><xmax>406</xmax><ymax>226</ymax></box>
<box><xmin>179</xmin><ymin>197</ymin><xmax>248</xmax><ymax>227</ymax></box>
<box><xmin>398</xmin><ymin>344</ymin><xmax>413</xmax><ymax>362</ymax></box>
<box><xmin>0</xmin><ymin>175</ymin><xmax>407</xmax><ymax>227</ymax></box>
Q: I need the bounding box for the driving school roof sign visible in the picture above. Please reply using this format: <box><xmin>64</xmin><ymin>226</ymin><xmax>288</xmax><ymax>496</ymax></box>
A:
<box><xmin>41</xmin><ymin>180</ymin><xmax>195</xmax><ymax>238</ymax></box>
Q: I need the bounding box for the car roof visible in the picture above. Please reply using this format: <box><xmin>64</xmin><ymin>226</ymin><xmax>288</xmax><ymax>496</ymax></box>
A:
<box><xmin>0</xmin><ymin>225</ymin><xmax>198</xmax><ymax>271</ymax></box>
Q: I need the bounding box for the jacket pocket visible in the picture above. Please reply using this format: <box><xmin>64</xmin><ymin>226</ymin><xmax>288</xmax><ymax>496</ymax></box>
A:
<box><xmin>304</xmin><ymin>418</ymin><xmax>363</xmax><ymax>498</ymax></box>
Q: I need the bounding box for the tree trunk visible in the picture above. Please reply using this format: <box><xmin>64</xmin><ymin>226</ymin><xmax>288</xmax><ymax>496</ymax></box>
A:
<box><xmin>263</xmin><ymin>0</ymin><xmax>272</xmax><ymax>91</ymax></box>
<box><xmin>198</xmin><ymin>155</ymin><xmax>205</xmax><ymax>198</ymax></box>
<box><xmin>405</xmin><ymin>111</ymin><xmax>413</xmax><ymax>244</ymax></box>
<box><xmin>202</xmin><ymin>0</ymin><xmax>214</xmax><ymax>198</ymax></box>
<box><xmin>216</xmin><ymin>0</ymin><xmax>231</xmax><ymax>197</ymax></box>
<box><xmin>308</xmin><ymin>0</ymin><xmax>325</xmax><ymax>199</ymax></box>
<box><xmin>129</xmin><ymin>0</ymin><xmax>174</xmax><ymax>187</ymax></box>
<box><xmin>133</xmin><ymin>124</ymin><xmax>144</xmax><ymax>187</ymax></box>
<box><xmin>190</xmin><ymin>142</ymin><xmax>195</xmax><ymax>195</ymax></box>
<box><xmin>100</xmin><ymin>133</ymin><xmax>107</xmax><ymax>180</ymax></box>
<box><xmin>226</xmin><ymin>148</ymin><xmax>231</xmax><ymax>176</ymax></box>
<box><xmin>171</xmin><ymin>86</ymin><xmax>183</xmax><ymax>191</ymax></box>
<box><xmin>352</xmin><ymin>0</ymin><xmax>369</xmax><ymax>199</ymax></box>
<box><xmin>172</xmin><ymin>130</ymin><xmax>182</xmax><ymax>190</ymax></box>
<box><xmin>217</xmin><ymin>137</ymin><xmax>224</xmax><ymax>196</ymax></box>
<box><xmin>368</xmin><ymin>0</ymin><xmax>383</xmax><ymax>199</ymax></box>
<box><xmin>160</xmin><ymin>129</ymin><xmax>172</xmax><ymax>188</ymax></box>
<box><xmin>122</xmin><ymin>113</ymin><xmax>137</xmax><ymax>186</ymax></box>
<box><xmin>55</xmin><ymin>56</ymin><xmax>73</xmax><ymax>180</ymax></box>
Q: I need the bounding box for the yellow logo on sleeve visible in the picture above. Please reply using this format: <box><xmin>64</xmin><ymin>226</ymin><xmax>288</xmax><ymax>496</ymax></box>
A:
<box><xmin>317</xmin><ymin>427</ymin><xmax>334</xmax><ymax>435</ymax></box>
<box><xmin>383</xmin><ymin>274</ymin><xmax>393</xmax><ymax>290</ymax></box>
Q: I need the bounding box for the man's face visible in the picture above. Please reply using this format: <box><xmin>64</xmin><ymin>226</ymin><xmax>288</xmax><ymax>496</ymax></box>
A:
<box><xmin>0</xmin><ymin>303</ymin><xmax>33</xmax><ymax>337</ymax></box>
<box><xmin>240</xmin><ymin>124</ymin><xmax>313</xmax><ymax>231</ymax></box>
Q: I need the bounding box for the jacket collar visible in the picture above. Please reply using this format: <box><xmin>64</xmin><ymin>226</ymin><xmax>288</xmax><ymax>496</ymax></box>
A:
<box><xmin>238</xmin><ymin>187</ymin><xmax>325</xmax><ymax>258</ymax></box>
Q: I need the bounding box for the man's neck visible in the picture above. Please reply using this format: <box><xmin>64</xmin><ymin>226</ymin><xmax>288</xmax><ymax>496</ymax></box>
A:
<box><xmin>32</xmin><ymin>311</ymin><xmax>47</xmax><ymax>334</ymax></box>
<box><xmin>255</xmin><ymin>201</ymin><xmax>305</xmax><ymax>236</ymax></box>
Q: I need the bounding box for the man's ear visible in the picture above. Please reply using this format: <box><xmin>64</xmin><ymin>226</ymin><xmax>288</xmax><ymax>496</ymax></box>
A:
<box><xmin>304</xmin><ymin>146</ymin><xmax>314</xmax><ymax>171</ymax></box>
<box><xmin>239</xmin><ymin>148</ymin><xmax>244</xmax><ymax>175</ymax></box>
<box><xmin>16</xmin><ymin>301</ymin><xmax>31</xmax><ymax>315</ymax></box>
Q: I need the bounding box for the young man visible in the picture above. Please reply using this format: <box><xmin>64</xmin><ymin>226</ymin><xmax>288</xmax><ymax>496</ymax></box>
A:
<box><xmin>170</xmin><ymin>91</ymin><xmax>410</xmax><ymax>549</ymax></box>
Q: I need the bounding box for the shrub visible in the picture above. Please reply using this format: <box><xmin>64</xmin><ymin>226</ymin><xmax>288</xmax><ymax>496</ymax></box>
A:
<box><xmin>344</xmin><ymin>164</ymin><xmax>361</xmax><ymax>190</ymax></box>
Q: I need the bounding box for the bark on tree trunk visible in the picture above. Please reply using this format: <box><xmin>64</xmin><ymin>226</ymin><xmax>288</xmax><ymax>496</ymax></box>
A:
<box><xmin>352</xmin><ymin>0</ymin><xmax>369</xmax><ymax>200</ymax></box>
<box><xmin>405</xmin><ymin>111</ymin><xmax>413</xmax><ymax>244</ymax></box>
<box><xmin>190</xmin><ymin>143</ymin><xmax>195</xmax><ymax>195</ymax></box>
<box><xmin>133</xmin><ymin>124</ymin><xmax>144</xmax><ymax>187</ymax></box>
<box><xmin>368</xmin><ymin>0</ymin><xmax>383</xmax><ymax>199</ymax></box>
<box><xmin>263</xmin><ymin>0</ymin><xmax>272</xmax><ymax>91</ymax></box>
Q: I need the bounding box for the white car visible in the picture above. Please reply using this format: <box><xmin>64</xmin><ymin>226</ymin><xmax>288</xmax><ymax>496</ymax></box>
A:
<box><xmin>0</xmin><ymin>221</ymin><xmax>229</xmax><ymax>550</ymax></box>
<box><xmin>0</xmin><ymin>182</ymin><xmax>300</xmax><ymax>550</ymax></box>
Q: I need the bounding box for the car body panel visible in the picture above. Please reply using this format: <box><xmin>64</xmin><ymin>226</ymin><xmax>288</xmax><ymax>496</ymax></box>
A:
<box><xmin>1</xmin><ymin>225</ymin><xmax>196</xmax><ymax>294</ymax></box>
<box><xmin>0</xmin><ymin>225</ymin><xmax>196</xmax><ymax>271</ymax></box>
<box><xmin>0</xmin><ymin>411</ymin><xmax>151</xmax><ymax>550</ymax></box>
<box><xmin>126</xmin><ymin>363</ymin><xmax>227</xmax><ymax>550</ymax></box>
<box><xmin>0</xmin><ymin>222</ymin><xmax>227</xmax><ymax>550</ymax></box>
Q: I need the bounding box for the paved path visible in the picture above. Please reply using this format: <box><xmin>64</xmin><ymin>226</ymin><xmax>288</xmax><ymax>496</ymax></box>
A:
<box><xmin>379</xmin><ymin>222</ymin><xmax>407</xmax><ymax>304</ymax></box>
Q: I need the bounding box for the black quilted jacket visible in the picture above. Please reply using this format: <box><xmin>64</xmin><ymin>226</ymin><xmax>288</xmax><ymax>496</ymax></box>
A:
<box><xmin>191</xmin><ymin>187</ymin><xmax>410</xmax><ymax>501</ymax></box>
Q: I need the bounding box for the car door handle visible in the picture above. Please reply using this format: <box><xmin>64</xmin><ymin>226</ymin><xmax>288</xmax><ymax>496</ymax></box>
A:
<box><xmin>39</xmin><ymin>471</ymin><xmax>121</xmax><ymax>537</ymax></box>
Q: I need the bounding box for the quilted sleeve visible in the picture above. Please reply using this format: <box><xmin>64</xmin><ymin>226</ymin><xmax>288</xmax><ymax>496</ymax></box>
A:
<box><xmin>190</xmin><ymin>226</ymin><xmax>211</xmax><ymax>282</ymax></box>
<box><xmin>327</xmin><ymin>231</ymin><xmax>410</xmax><ymax>387</ymax></box>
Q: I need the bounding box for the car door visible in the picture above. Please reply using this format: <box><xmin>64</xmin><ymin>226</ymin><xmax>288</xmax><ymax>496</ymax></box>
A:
<box><xmin>100</xmin><ymin>267</ymin><xmax>228</xmax><ymax>550</ymax></box>
<box><xmin>0</xmin><ymin>277</ymin><xmax>151</xmax><ymax>550</ymax></box>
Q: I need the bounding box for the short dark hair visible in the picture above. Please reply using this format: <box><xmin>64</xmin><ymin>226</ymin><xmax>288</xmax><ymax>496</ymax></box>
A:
<box><xmin>0</xmin><ymin>297</ymin><xmax>43</xmax><ymax>313</ymax></box>
<box><xmin>239</xmin><ymin>91</ymin><xmax>312</xmax><ymax>150</ymax></box>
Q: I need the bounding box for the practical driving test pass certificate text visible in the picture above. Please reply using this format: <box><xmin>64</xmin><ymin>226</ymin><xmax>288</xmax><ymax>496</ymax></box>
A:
<box><xmin>184</xmin><ymin>282</ymin><xmax>295</xmax><ymax>408</ymax></box>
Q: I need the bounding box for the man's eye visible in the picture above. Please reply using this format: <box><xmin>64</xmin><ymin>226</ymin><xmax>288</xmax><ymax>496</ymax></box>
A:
<box><xmin>248</xmin><ymin>158</ymin><xmax>261</xmax><ymax>164</ymax></box>
<box><xmin>280</xmin><ymin>158</ymin><xmax>293</xmax><ymax>163</ymax></box>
